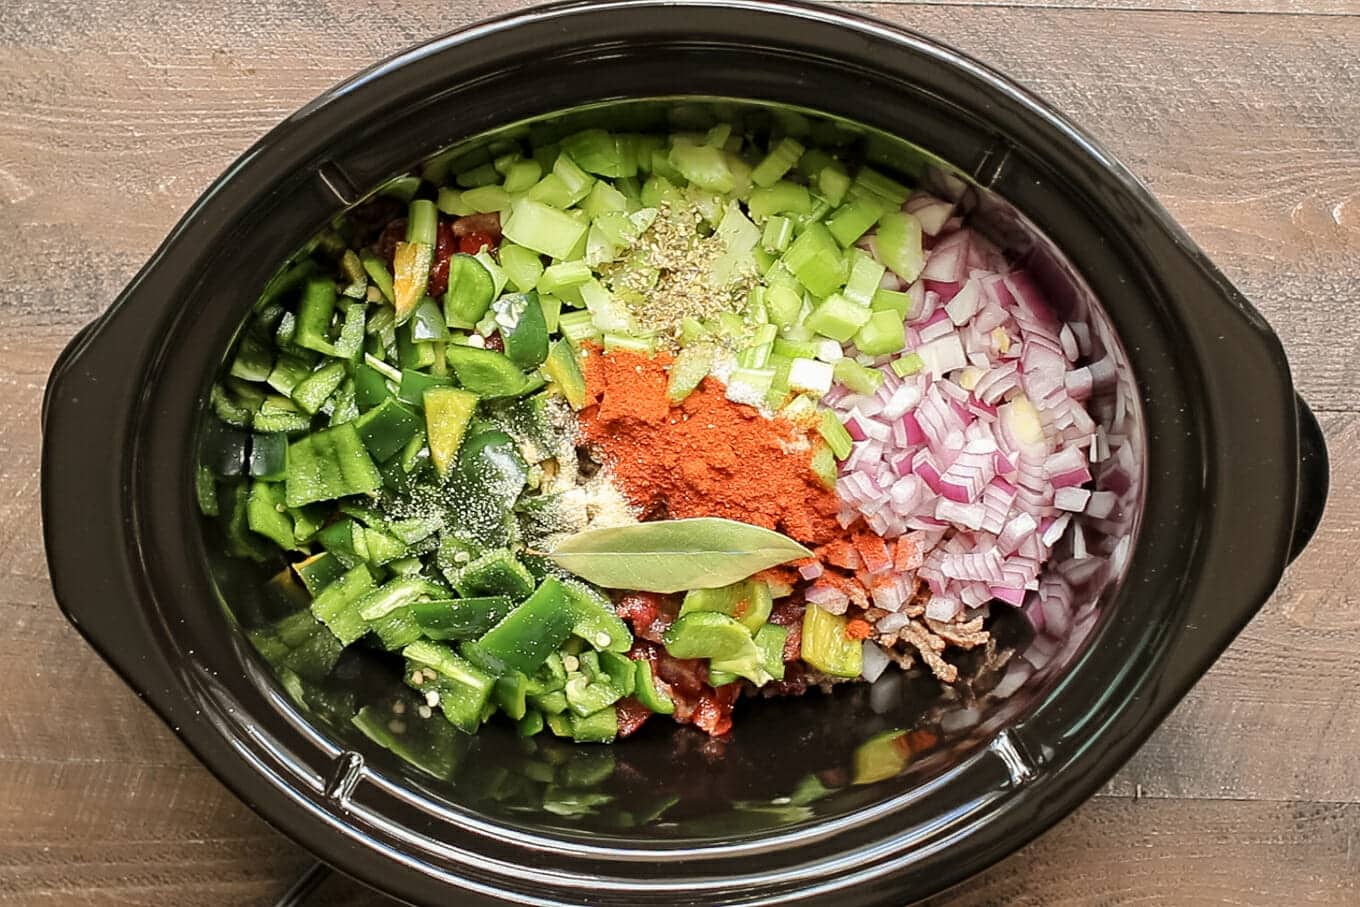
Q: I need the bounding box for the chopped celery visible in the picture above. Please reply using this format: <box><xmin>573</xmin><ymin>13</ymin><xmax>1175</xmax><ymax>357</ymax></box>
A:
<box><xmin>781</xmin><ymin>223</ymin><xmax>847</xmax><ymax>297</ymax></box>
<box><xmin>876</xmin><ymin>211</ymin><xmax>925</xmax><ymax>282</ymax></box>
<box><xmin>853</xmin><ymin>310</ymin><xmax>908</xmax><ymax>356</ymax></box>
<box><xmin>668</xmin><ymin>142</ymin><xmax>733</xmax><ymax>193</ymax></box>
<box><xmin>456</xmin><ymin>162</ymin><xmax>501</xmax><ymax>188</ymax></box>
<box><xmin>539</xmin><ymin>259</ymin><xmax>593</xmax><ymax>294</ymax></box>
<box><xmin>833</xmin><ymin>357</ymin><xmax>885</xmax><ymax>395</ymax></box>
<box><xmin>747</xmin><ymin>181</ymin><xmax>812</xmax><ymax>220</ymax></box>
<box><xmin>502</xmin><ymin>159</ymin><xmax>542</xmax><ymax>194</ymax></box>
<box><xmin>667</xmin><ymin>343</ymin><xmax>713</xmax><ymax>403</ymax></box>
<box><xmin>436</xmin><ymin>187</ymin><xmax>475</xmax><ymax>217</ymax></box>
<box><xmin>852</xmin><ymin>166</ymin><xmax>912</xmax><ymax>205</ymax></box>
<box><xmin>557</xmin><ymin>310</ymin><xmax>600</xmax><ymax>347</ymax></box>
<box><xmin>580</xmin><ymin>278</ymin><xmax>635</xmax><ymax>334</ymax></box>
<box><xmin>872</xmin><ymin>287</ymin><xmax>914</xmax><ymax>320</ymax></box>
<box><xmin>764</xmin><ymin>284</ymin><xmax>803</xmax><ymax>327</ymax></box>
<box><xmin>603</xmin><ymin>333</ymin><xmax>655</xmax><ymax>355</ymax></box>
<box><xmin>843</xmin><ymin>250</ymin><xmax>888</xmax><ymax>306</ymax></box>
<box><xmin>810</xmin><ymin>442</ymin><xmax>838</xmax><ymax>490</ymax></box>
<box><xmin>725</xmin><ymin>366</ymin><xmax>776</xmax><ymax>407</ymax></box>
<box><xmin>818</xmin><ymin>409</ymin><xmax>854</xmax><ymax>459</ymax></box>
<box><xmin>582</xmin><ymin>179</ymin><xmax>629</xmax><ymax>218</ymax></box>
<box><xmin>817</xmin><ymin>164</ymin><xmax>851</xmax><ymax>207</ymax></box>
<box><xmin>462</xmin><ymin>185</ymin><xmax>512</xmax><ymax>213</ymax></box>
<box><xmin>787</xmin><ymin>357</ymin><xmax>834</xmax><ymax>396</ymax></box>
<box><xmin>503</xmin><ymin>199</ymin><xmax>588</xmax><ymax>259</ymax></box>
<box><xmin>805</xmin><ymin>293</ymin><xmax>872</xmax><ymax>342</ymax></box>
<box><xmin>891</xmin><ymin>351</ymin><xmax>925</xmax><ymax>377</ymax></box>
<box><xmin>761</xmin><ymin>215</ymin><xmax>795</xmax><ymax>254</ymax></box>
<box><xmin>751</xmin><ymin>137</ymin><xmax>805</xmax><ymax>188</ymax></box>
<box><xmin>538</xmin><ymin>294</ymin><xmax>562</xmax><ymax>333</ymax></box>
<box><xmin>563</xmin><ymin>129</ymin><xmax>637</xmax><ymax>178</ymax></box>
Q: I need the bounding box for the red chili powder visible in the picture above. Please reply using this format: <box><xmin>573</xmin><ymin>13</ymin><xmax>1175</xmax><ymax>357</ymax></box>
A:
<box><xmin>578</xmin><ymin>347</ymin><xmax>841</xmax><ymax>545</ymax></box>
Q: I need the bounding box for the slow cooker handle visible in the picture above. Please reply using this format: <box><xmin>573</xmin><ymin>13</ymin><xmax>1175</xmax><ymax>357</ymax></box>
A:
<box><xmin>1289</xmin><ymin>394</ymin><xmax>1328</xmax><ymax>563</ymax></box>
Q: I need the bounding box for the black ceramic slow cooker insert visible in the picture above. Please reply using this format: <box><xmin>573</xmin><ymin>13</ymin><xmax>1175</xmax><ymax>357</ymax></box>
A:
<box><xmin>42</xmin><ymin>2</ymin><xmax>1329</xmax><ymax>905</ymax></box>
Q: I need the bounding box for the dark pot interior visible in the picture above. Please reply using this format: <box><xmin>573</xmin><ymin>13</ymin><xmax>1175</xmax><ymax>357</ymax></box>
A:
<box><xmin>202</xmin><ymin>96</ymin><xmax>1147</xmax><ymax>843</ymax></box>
<box><xmin>42</xmin><ymin>3</ymin><xmax>1322</xmax><ymax>904</ymax></box>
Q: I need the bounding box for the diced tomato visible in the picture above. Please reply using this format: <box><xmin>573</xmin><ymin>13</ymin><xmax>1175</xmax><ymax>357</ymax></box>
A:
<box><xmin>451</xmin><ymin>213</ymin><xmax>502</xmax><ymax>255</ymax></box>
<box><xmin>458</xmin><ymin>231</ymin><xmax>497</xmax><ymax>255</ymax></box>
<box><xmin>905</xmin><ymin>729</ymin><xmax>940</xmax><ymax>753</ymax></box>
<box><xmin>690</xmin><ymin>683</ymin><xmax>741</xmax><ymax>737</ymax></box>
<box><xmin>616</xmin><ymin>698</ymin><xmax>652</xmax><ymax>738</ymax></box>
<box><xmin>614</xmin><ymin>591</ymin><xmax>675</xmax><ymax>643</ymax></box>
<box><xmin>376</xmin><ymin>218</ymin><xmax>407</xmax><ymax>264</ymax></box>
<box><xmin>769</xmin><ymin>599</ymin><xmax>805</xmax><ymax>662</ymax></box>
<box><xmin>484</xmin><ymin>331</ymin><xmax>505</xmax><ymax>353</ymax></box>
<box><xmin>426</xmin><ymin>221</ymin><xmax>457</xmax><ymax>297</ymax></box>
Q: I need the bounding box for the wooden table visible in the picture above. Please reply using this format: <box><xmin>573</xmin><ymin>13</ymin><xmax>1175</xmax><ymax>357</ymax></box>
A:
<box><xmin>4</xmin><ymin>1</ymin><xmax>1357</xmax><ymax>904</ymax></box>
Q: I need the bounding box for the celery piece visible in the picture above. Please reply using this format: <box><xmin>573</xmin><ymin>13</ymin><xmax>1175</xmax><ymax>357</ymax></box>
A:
<box><xmin>668</xmin><ymin>143</ymin><xmax>734</xmax><ymax>193</ymax></box>
<box><xmin>436</xmin><ymin>187</ymin><xmax>475</xmax><ymax>217</ymax></box>
<box><xmin>503</xmin><ymin>199</ymin><xmax>587</xmax><ymax>261</ymax></box>
<box><xmin>538</xmin><ymin>294</ymin><xmax>562</xmax><ymax>333</ymax></box>
<box><xmin>526</xmin><ymin>174</ymin><xmax>573</xmax><ymax>209</ymax></box>
<box><xmin>800</xmin><ymin>604</ymin><xmax>862</xmax><ymax>678</ymax></box>
<box><xmin>724</xmin><ymin>151</ymin><xmax>753</xmax><ymax>200</ymax></box>
<box><xmin>582</xmin><ymin>180</ymin><xmax>629</xmax><ymax>218</ymax></box>
<box><xmin>558</xmin><ymin>310</ymin><xmax>600</xmax><ymax>346</ymax></box>
<box><xmin>891</xmin><ymin>352</ymin><xmax>925</xmax><ymax>377</ymax></box>
<box><xmin>704</xmin><ymin>123</ymin><xmax>732</xmax><ymax>148</ymax></box>
<box><xmin>678</xmin><ymin>317</ymin><xmax>711</xmax><ymax>346</ymax></box>
<box><xmin>781</xmin><ymin>223</ymin><xmax>847</xmax><ymax>298</ymax></box>
<box><xmin>747</xmin><ymin>181</ymin><xmax>813</xmax><ymax>220</ymax></box>
<box><xmin>725</xmin><ymin>366</ymin><xmax>776</xmax><ymax>406</ymax></box>
<box><xmin>502</xmin><ymin>159</ymin><xmax>542</xmax><ymax>194</ymax></box>
<box><xmin>580</xmin><ymin>279</ymin><xmax>635</xmax><ymax>334</ymax></box>
<box><xmin>854</xmin><ymin>310</ymin><xmax>908</xmax><ymax>356</ymax></box>
<box><xmin>667</xmin><ymin>344</ymin><xmax>713</xmax><ymax>404</ymax></box>
<box><xmin>538</xmin><ymin>259</ymin><xmax>592</xmax><ymax>295</ymax></box>
<box><xmin>738</xmin><ymin>323</ymin><xmax>778</xmax><ymax>369</ymax></box>
<box><xmin>553</xmin><ymin>152</ymin><xmax>596</xmax><ymax>202</ymax></box>
<box><xmin>640</xmin><ymin>174</ymin><xmax>682</xmax><ymax>208</ymax></box>
<box><xmin>805</xmin><ymin>293</ymin><xmax>872</xmax><ymax>342</ymax></box>
<box><xmin>461</xmin><ymin>185</ymin><xmax>512</xmax><ymax>214</ymax></box>
<box><xmin>764</xmin><ymin>284</ymin><xmax>803</xmax><ymax>327</ymax></box>
<box><xmin>563</xmin><ymin>129</ymin><xmax>637</xmax><ymax>178</ymax></box>
<box><xmin>833</xmin><ymin>357</ymin><xmax>885</xmax><ymax>395</ymax></box>
<box><xmin>498</xmin><ymin>243</ymin><xmax>544</xmax><ymax>293</ymax></box>
<box><xmin>818</xmin><ymin>409</ymin><xmax>854</xmax><ymax>460</ymax></box>
<box><xmin>761</xmin><ymin>215</ymin><xmax>795</xmax><ymax>254</ymax></box>
<box><xmin>810</xmin><ymin>444</ymin><xmax>838</xmax><ymax>491</ymax></box>
<box><xmin>751</xmin><ymin>137</ymin><xmax>805</xmax><ymax>188</ymax></box>
<box><xmin>602</xmin><ymin>334</ymin><xmax>655</xmax><ymax>355</ymax></box>
<box><xmin>456</xmin><ymin>162</ymin><xmax>500</xmax><ymax>188</ymax></box>
<box><xmin>844</xmin><ymin>251</ymin><xmax>888</xmax><ymax>307</ymax></box>
<box><xmin>773</xmin><ymin>338</ymin><xmax>819</xmax><ymax>360</ymax></box>
<box><xmin>406</xmin><ymin>200</ymin><xmax>438</xmax><ymax>247</ymax></box>
<box><xmin>826</xmin><ymin>193</ymin><xmax>891</xmax><ymax>247</ymax></box>
<box><xmin>817</xmin><ymin>165</ymin><xmax>852</xmax><ymax>207</ymax></box>
<box><xmin>852</xmin><ymin>167</ymin><xmax>911</xmax><ymax>205</ymax></box>
<box><xmin>781</xmin><ymin>393</ymin><xmax>819</xmax><ymax>423</ymax></box>
<box><xmin>876</xmin><ymin>211</ymin><xmax>925</xmax><ymax>282</ymax></box>
<box><xmin>872</xmin><ymin>287</ymin><xmax>914</xmax><ymax>320</ymax></box>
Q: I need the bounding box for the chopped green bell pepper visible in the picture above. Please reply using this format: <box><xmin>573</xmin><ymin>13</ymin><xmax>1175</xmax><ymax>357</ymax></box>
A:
<box><xmin>284</xmin><ymin>422</ymin><xmax>383</xmax><ymax>507</ymax></box>
<box><xmin>309</xmin><ymin>564</ymin><xmax>376</xmax><ymax>645</ymax></box>
<box><xmin>423</xmin><ymin>386</ymin><xmax>478</xmax><ymax>476</ymax></box>
<box><xmin>403</xmin><ymin>639</ymin><xmax>496</xmax><ymax>734</ymax></box>
<box><xmin>633</xmin><ymin>659</ymin><xmax>675</xmax><ymax>715</ymax></box>
<box><xmin>475</xmin><ymin>576</ymin><xmax>577</xmax><ymax>675</ymax></box>
<box><xmin>800</xmin><ymin>603</ymin><xmax>863</xmax><ymax>678</ymax></box>
<box><xmin>355</xmin><ymin>397</ymin><xmax>422</xmax><ymax>462</ymax></box>
<box><xmin>445</xmin><ymin>344</ymin><xmax>536</xmax><ymax>398</ymax></box>
<box><xmin>411</xmin><ymin>596</ymin><xmax>514</xmax><ymax>641</ymax></box>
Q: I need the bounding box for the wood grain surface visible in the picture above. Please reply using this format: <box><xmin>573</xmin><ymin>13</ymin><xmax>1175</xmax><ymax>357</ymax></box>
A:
<box><xmin>3</xmin><ymin>0</ymin><xmax>1357</xmax><ymax>904</ymax></box>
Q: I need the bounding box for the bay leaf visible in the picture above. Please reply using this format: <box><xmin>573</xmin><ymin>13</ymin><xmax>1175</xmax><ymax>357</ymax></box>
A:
<box><xmin>547</xmin><ymin>517</ymin><xmax>813</xmax><ymax>593</ymax></box>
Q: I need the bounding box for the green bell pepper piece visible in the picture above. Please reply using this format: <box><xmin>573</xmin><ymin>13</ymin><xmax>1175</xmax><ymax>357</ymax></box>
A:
<box><xmin>475</xmin><ymin>576</ymin><xmax>577</xmax><ymax>675</ymax></box>
<box><xmin>352</xmin><ymin>362</ymin><xmax>392</xmax><ymax>411</ymax></box>
<box><xmin>292</xmin><ymin>552</ymin><xmax>344</xmax><ymax>596</ymax></box>
<box><xmin>411</xmin><ymin>596</ymin><xmax>514</xmax><ymax>641</ymax></box>
<box><xmin>245</xmin><ymin>480</ymin><xmax>295</xmax><ymax>550</ymax></box>
<box><xmin>633</xmin><ymin>659</ymin><xmax>675</xmax><ymax>715</ymax></box>
<box><xmin>309</xmin><ymin>564</ymin><xmax>376</xmax><ymax>645</ymax></box>
<box><xmin>444</xmin><ymin>254</ymin><xmax>496</xmax><ymax>329</ymax></box>
<box><xmin>497</xmin><ymin>291</ymin><xmax>549</xmax><ymax>370</ymax></box>
<box><xmin>295</xmin><ymin>278</ymin><xmax>337</xmax><ymax>354</ymax></box>
<box><xmin>445</xmin><ymin>344</ymin><xmax>536</xmax><ymax>398</ymax></box>
<box><xmin>396</xmin><ymin>369</ymin><xmax>454</xmax><ymax>408</ymax></box>
<box><xmin>291</xmin><ymin>361</ymin><xmax>347</xmax><ymax>414</ymax></box>
<box><xmin>455</xmin><ymin>549</ymin><xmax>535</xmax><ymax>600</ymax></box>
<box><xmin>665</xmin><ymin>611</ymin><xmax>770</xmax><ymax>685</ymax></box>
<box><xmin>494</xmin><ymin>671</ymin><xmax>530</xmax><ymax>721</ymax></box>
<box><xmin>562</xmin><ymin>580</ymin><xmax>632</xmax><ymax>653</ymax></box>
<box><xmin>355</xmin><ymin>397</ymin><xmax>422</xmax><ymax>463</ymax></box>
<box><xmin>403</xmin><ymin>639</ymin><xmax>497</xmax><ymax>734</ymax></box>
<box><xmin>248</xmin><ymin>432</ymin><xmax>288</xmax><ymax>481</ymax></box>
<box><xmin>541</xmin><ymin>339</ymin><xmax>587</xmax><ymax>410</ymax></box>
<box><xmin>423</xmin><ymin>386</ymin><xmax>479</xmax><ymax>477</ymax></box>
<box><xmin>679</xmin><ymin>579</ymin><xmax>772</xmax><ymax>634</ymax></box>
<box><xmin>564</xmin><ymin>673</ymin><xmax>624</xmax><ymax>717</ymax></box>
<box><xmin>800</xmin><ymin>603</ymin><xmax>863</xmax><ymax>678</ymax></box>
<box><xmin>284</xmin><ymin>423</ymin><xmax>383</xmax><ymax>507</ymax></box>
<box><xmin>569</xmin><ymin>706</ymin><xmax>618</xmax><ymax>743</ymax></box>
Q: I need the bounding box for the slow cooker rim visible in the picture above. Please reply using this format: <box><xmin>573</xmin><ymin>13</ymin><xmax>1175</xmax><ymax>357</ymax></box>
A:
<box><xmin>41</xmin><ymin>2</ymin><xmax>1319</xmax><ymax>905</ymax></box>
